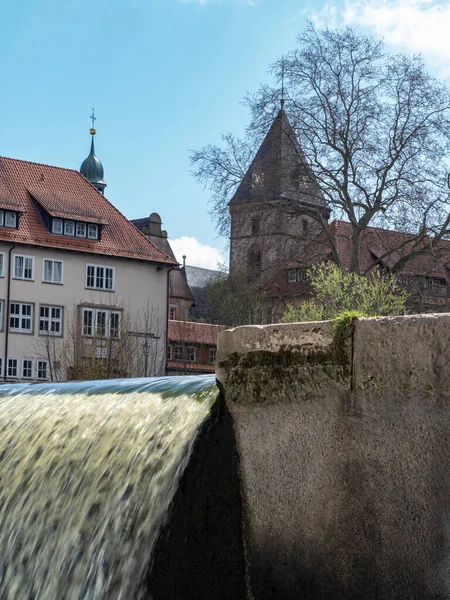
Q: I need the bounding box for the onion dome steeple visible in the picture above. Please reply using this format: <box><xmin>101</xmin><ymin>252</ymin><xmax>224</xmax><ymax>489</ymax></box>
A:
<box><xmin>80</xmin><ymin>108</ymin><xmax>107</xmax><ymax>195</ymax></box>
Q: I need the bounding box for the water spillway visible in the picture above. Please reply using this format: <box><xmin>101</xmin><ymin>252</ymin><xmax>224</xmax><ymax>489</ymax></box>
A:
<box><xmin>0</xmin><ymin>376</ymin><xmax>219</xmax><ymax>600</ymax></box>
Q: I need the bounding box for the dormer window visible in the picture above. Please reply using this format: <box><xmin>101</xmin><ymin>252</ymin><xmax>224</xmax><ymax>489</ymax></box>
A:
<box><xmin>76</xmin><ymin>223</ymin><xmax>86</xmax><ymax>237</ymax></box>
<box><xmin>4</xmin><ymin>212</ymin><xmax>16</xmax><ymax>228</ymax></box>
<box><xmin>52</xmin><ymin>219</ymin><xmax>63</xmax><ymax>234</ymax></box>
<box><xmin>64</xmin><ymin>221</ymin><xmax>75</xmax><ymax>236</ymax></box>
<box><xmin>88</xmin><ymin>224</ymin><xmax>99</xmax><ymax>239</ymax></box>
<box><xmin>0</xmin><ymin>210</ymin><xmax>18</xmax><ymax>229</ymax></box>
<box><xmin>51</xmin><ymin>218</ymin><xmax>100</xmax><ymax>240</ymax></box>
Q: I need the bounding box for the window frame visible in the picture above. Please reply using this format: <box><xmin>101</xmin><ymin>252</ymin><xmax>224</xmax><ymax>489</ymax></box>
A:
<box><xmin>37</xmin><ymin>359</ymin><xmax>49</xmax><ymax>381</ymax></box>
<box><xmin>186</xmin><ymin>346</ymin><xmax>196</xmax><ymax>362</ymax></box>
<box><xmin>13</xmin><ymin>254</ymin><xmax>34</xmax><ymax>281</ymax></box>
<box><xmin>209</xmin><ymin>348</ymin><xmax>216</xmax><ymax>364</ymax></box>
<box><xmin>52</xmin><ymin>219</ymin><xmax>63</xmax><ymax>234</ymax></box>
<box><xmin>81</xmin><ymin>307</ymin><xmax>121</xmax><ymax>339</ymax></box>
<box><xmin>42</xmin><ymin>258</ymin><xmax>63</xmax><ymax>284</ymax></box>
<box><xmin>169</xmin><ymin>306</ymin><xmax>177</xmax><ymax>320</ymax></box>
<box><xmin>87</xmin><ymin>224</ymin><xmax>99</xmax><ymax>240</ymax></box>
<box><xmin>173</xmin><ymin>345</ymin><xmax>183</xmax><ymax>361</ymax></box>
<box><xmin>21</xmin><ymin>358</ymin><xmax>33</xmax><ymax>380</ymax></box>
<box><xmin>287</xmin><ymin>269</ymin><xmax>297</xmax><ymax>284</ymax></box>
<box><xmin>85</xmin><ymin>264</ymin><xmax>115</xmax><ymax>291</ymax></box>
<box><xmin>0</xmin><ymin>253</ymin><xmax>4</xmax><ymax>277</ymax></box>
<box><xmin>64</xmin><ymin>221</ymin><xmax>75</xmax><ymax>236</ymax></box>
<box><xmin>7</xmin><ymin>358</ymin><xmax>18</xmax><ymax>378</ymax></box>
<box><xmin>9</xmin><ymin>301</ymin><xmax>33</xmax><ymax>334</ymax></box>
<box><xmin>39</xmin><ymin>304</ymin><xmax>63</xmax><ymax>337</ymax></box>
<box><xmin>167</xmin><ymin>344</ymin><xmax>173</xmax><ymax>360</ymax></box>
<box><xmin>5</xmin><ymin>212</ymin><xmax>17</xmax><ymax>228</ymax></box>
<box><xmin>76</xmin><ymin>222</ymin><xmax>87</xmax><ymax>238</ymax></box>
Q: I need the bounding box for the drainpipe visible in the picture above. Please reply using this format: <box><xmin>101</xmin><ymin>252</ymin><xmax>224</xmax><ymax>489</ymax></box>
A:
<box><xmin>165</xmin><ymin>266</ymin><xmax>175</xmax><ymax>376</ymax></box>
<box><xmin>4</xmin><ymin>245</ymin><xmax>15</xmax><ymax>381</ymax></box>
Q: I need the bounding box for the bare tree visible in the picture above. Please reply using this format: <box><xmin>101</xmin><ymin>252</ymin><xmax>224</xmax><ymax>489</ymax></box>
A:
<box><xmin>192</xmin><ymin>25</ymin><xmax>450</xmax><ymax>274</ymax></box>
<box><xmin>33</xmin><ymin>300</ymin><xmax>167</xmax><ymax>381</ymax></box>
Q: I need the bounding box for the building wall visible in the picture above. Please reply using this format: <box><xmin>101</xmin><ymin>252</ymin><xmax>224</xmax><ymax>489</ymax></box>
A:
<box><xmin>0</xmin><ymin>242</ymin><xmax>169</xmax><ymax>381</ymax></box>
<box><xmin>230</xmin><ymin>201</ymin><xmax>321</xmax><ymax>284</ymax></box>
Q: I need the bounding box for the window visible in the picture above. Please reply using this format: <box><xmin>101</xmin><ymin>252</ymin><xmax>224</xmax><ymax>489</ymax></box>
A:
<box><xmin>251</xmin><ymin>217</ymin><xmax>260</xmax><ymax>236</ymax></box>
<box><xmin>110</xmin><ymin>312</ymin><xmax>120</xmax><ymax>338</ymax></box>
<box><xmin>167</xmin><ymin>345</ymin><xmax>173</xmax><ymax>360</ymax></box>
<box><xmin>82</xmin><ymin>308</ymin><xmax>93</xmax><ymax>336</ymax></box>
<box><xmin>96</xmin><ymin>310</ymin><xmax>107</xmax><ymax>337</ymax></box>
<box><xmin>209</xmin><ymin>348</ymin><xmax>216</xmax><ymax>364</ymax></box>
<box><xmin>22</xmin><ymin>359</ymin><xmax>33</xmax><ymax>379</ymax></box>
<box><xmin>186</xmin><ymin>346</ymin><xmax>196</xmax><ymax>362</ymax></box>
<box><xmin>174</xmin><ymin>345</ymin><xmax>183</xmax><ymax>361</ymax></box>
<box><xmin>86</xmin><ymin>264</ymin><xmax>114</xmax><ymax>291</ymax></box>
<box><xmin>82</xmin><ymin>307</ymin><xmax>121</xmax><ymax>338</ymax></box>
<box><xmin>288</xmin><ymin>269</ymin><xmax>297</xmax><ymax>283</ymax></box>
<box><xmin>10</xmin><ymin>302</ymin><xmax>33</xmax><ymax>333</ymax></box>
<box><xmin>0</xmin><ymin>212</ymin><xmax>3</xmax><ymax>226</ymax></box>
<box><xmin>5</xmin><ymin>212</ymin><xmax>16</xmax><ymax>228</ymax></box>
<box><xmin>0</xmin><ymin>253</ymin><xmax>4</xmax><ymax>277</ymax></box>
<box><xmin>39</xmin><ymin>305</ymin><xmax>62</xmax><ymax>336</ymax></box>
<box><xmin>7</xmin><ymin>358</ymin><xmax>17</xmax><ymax>378</ymax></box>
<box><xmin>95</xmin><ymin>347</ymin><xmax>108</xmax><ymax>358</ymax></box>
<box><xmin>0</xmin><ymin>358</ymin><xmax>3</xmax><ymax>378</ymax></box>
<box><xmin>37</xmin><ymin>360</ymin><xmax>49</xmax><ymax>380</ymax></box>
<box><xmin>76</xmin><ymin>222</ymin><xmax>86</xmax><ymax>237</ymax></box>
<box><xmin>0</xmin><ymin>300</ymin><xmax>3</xmax><ymax>331</ymax></box>
<box><xmin>43</xmin><ymin>259</ymin><xmax>63</xmax><ymax>284</ymax></box>
<box><xmin>64</xmin><ymin>221</ymin><xmax>75</xmax><ymax>236</ymax></box>
<box><xmin>169</xmin><ymin>306</ymin><xmax>177</xmax><ymax>320</ymax></box>
<box><xmin>297</xmin><ymin>267</ymin><xmax>307</xmax><ymax>283</ymax></box>
<box><xmin>14</xmin><ymin>255</ymin><xmax>34</xmax><ymax>280</ymax></box>
<box><xmin>88</xmin><ymin>224</ymin><xmax>99</xmax><ymax>239</ymax></box>
<box><xmin>52</xmin><ymin>219</ymin><xmax>63</xmax><ymax>234</ymax></box>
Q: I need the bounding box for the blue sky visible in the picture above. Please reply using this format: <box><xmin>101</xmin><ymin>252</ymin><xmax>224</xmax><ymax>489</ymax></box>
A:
<box><xmin>1</xmin><ymin>0</ymin><xmax>449</xmax><ymax>267</ymax></box>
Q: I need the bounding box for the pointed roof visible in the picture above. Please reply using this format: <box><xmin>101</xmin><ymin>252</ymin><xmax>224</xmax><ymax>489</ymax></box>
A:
<box><xmin>80</xmin><ymin>134</ymin><xmax>106</xmax><ymax>193</ymax></box>
<box><xmin>0</xmin><ymin>156</ymin><xmax>177</xmax><ymax>265</ymax></box>
<box><xmin>230</xmin><ymin>108</ymin><xmax>329</xmax><ymax>217</ymax></box>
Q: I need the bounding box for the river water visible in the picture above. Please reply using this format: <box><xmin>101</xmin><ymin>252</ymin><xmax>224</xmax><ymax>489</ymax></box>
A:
<box><xmin>0</xmin><ymin>375</ymin><xmax>217</xmax><ymax>600</ymax></box>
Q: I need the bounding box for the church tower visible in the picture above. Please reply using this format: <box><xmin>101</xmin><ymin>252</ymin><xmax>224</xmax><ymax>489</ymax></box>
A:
<box><xmin>80</xmin><ymin>110</ymin><xmax>107</xmax><ymax>194</ymax></box>
<box><xmin>229</xmin><ymin>107</ymin><xmax>330</xmax><ymax>284</ymax></box>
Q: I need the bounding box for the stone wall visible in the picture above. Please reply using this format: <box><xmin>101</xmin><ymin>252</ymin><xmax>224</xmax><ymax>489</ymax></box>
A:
<box><xmin>216</xmin><ymin>314</ymin><xmax>450</xmax><ymax>600</ymax></box>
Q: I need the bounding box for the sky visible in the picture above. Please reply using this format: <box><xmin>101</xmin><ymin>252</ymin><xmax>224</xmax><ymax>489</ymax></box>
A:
<box><xmin>1</xmin><ymin>0</ymin><xmax>450</xmax><ymax>269</ymax></box>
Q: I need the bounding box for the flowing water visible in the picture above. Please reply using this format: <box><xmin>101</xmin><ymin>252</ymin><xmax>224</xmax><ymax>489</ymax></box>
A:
<box><xmin>0</xmin><ymin>375</ymin><xmax>217</xmax><ymax>600</ymax></box>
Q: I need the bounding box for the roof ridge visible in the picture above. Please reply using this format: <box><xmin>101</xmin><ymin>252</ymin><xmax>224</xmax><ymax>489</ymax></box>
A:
<box><xmin>0</xmin><ymin>155</ymin><xmax>81</xmax><ymax>175</ymax></box>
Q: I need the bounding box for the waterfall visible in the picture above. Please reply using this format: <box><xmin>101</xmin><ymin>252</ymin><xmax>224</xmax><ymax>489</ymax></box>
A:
<box><xmin>0</xmin><ymin>375</ymin><xmax>217</xmax><ymax>600</ymax></box>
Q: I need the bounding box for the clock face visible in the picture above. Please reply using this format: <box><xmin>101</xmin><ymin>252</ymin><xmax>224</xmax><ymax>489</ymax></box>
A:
<box><xmin>300</xmin><ymin>175</ymin><xmax>309</xmax><ymax>188</ymax></box>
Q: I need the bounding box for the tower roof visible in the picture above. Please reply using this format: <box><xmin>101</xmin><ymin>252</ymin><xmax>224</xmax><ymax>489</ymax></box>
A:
<box><xmin>230</xmin><ymin>108</ymin><xmax>329</xmax><ymax>217</ymax></box>
<box><xmin>80</xmin><ymin>134</ymin><xmax>106</xmax><ymax>193</ymax></box>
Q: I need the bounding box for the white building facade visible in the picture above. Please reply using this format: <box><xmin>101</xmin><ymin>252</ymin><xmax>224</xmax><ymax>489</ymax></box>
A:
<box><xmin>0</xmin><ymin>156</ymin><xmax>176</xmax><ymax>382</ymax></box>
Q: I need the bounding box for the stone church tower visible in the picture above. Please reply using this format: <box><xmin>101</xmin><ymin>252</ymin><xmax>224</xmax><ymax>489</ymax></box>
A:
<box><xmin>229</xmin><ymin>107</ymin><xmax>330</xmax><ymax>287</ymax></box>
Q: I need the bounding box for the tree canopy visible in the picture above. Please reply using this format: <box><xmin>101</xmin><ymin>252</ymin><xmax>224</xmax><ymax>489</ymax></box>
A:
<box><xmin>192</xmin><ymin>25</ymin><xmax>450</xmax><ymax>274</ymax></box>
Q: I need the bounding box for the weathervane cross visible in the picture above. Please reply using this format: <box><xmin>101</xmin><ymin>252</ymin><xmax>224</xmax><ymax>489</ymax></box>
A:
<box><xmin>90</xmin><ymin>108</ymin><xmax>97</xmax><ymax>128</ymax></box>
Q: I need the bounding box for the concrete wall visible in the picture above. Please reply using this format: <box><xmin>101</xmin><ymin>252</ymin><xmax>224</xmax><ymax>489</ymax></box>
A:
<box><xmin>216</xmin><ymin>314</ymin><xmax>450</xmax><ymax>600</ymax></box>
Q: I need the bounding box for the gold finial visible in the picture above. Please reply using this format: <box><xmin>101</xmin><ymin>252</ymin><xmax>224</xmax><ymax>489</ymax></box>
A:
<box><xmin>90</xmin><ymin>107</ymin><xmax>97</xmax><ymax>135</ymax></box>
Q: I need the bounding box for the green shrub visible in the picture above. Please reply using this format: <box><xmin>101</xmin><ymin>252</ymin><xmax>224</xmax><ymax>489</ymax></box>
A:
<box><xmin>281</xmin><ymin>262</ymin><xmax>408</xmax><ymax>323</ymax></box>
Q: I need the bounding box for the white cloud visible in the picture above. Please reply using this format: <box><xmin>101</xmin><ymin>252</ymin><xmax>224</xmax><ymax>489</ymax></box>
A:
<box><xmin>170</xmin><ymin>236</ymin><xmax>226</xmax><ymax>270</ymax></box>
<box><xmin>310</xmin><ymin>0</ymin><xmax>450</xmax><ymax>77</ymax></box>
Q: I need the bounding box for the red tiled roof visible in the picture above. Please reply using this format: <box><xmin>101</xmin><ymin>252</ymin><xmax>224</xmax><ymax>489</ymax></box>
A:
<box><xmin>326</xmin><ymin>220</ymin><xmax>450</xmax><ymax>280</ymax></box>
<box><xmin>168</xmin><ymin>320</ymin><xmax>226</xmax><ymax>344</ymax></box>
<box><xmin>0</xmin><ymin>156</ymin><xmax>177</xmax><ymax>264</ymax></box>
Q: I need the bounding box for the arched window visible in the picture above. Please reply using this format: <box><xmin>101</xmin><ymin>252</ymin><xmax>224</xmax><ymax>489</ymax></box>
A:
<box><xmin>248</xmin><ymin>247</ymin><xmax>262</xmax><ymax>275</ymax></box>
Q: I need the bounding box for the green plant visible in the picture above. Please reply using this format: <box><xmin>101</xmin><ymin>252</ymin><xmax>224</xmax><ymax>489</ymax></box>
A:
<box><xmin>281</xmin><ymin>262</ymin><xmax>408</xmax><ymax>323</ymax></box>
